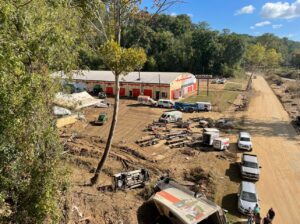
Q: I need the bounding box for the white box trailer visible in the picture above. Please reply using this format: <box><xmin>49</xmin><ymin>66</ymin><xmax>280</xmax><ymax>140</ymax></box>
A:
<box><xmin>159</xmin><ymin>111</ymin><xmax>182</xmax><ymax>123</ymax></box>
<box><xmin>149</xmin><ymin>177</ymin><xmax>227</xmax><ymax>224</ymax></box>
<box><xmin>213</xmin><ymin>137</ymin><xmax>230</xmax><ymax>151</ymax></box>
<box><xmin>202</xmin><ymin>128</ymin><xmax>220</xmax><ymax>146</ymax></box>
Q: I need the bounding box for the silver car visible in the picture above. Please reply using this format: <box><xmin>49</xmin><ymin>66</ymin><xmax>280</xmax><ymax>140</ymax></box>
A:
<box><xmin>238</xmin><ymin>181</ymin><xmax>259</xmax><ymax>215</ymax></box>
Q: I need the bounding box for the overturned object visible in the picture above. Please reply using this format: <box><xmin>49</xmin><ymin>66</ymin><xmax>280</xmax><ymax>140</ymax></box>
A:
<box><xmin>114</xmin><ymin>169</ymin><xmax>150</xmax><ymax>190</ymax></box>
<box><xmin>149</xmin><ymin>177</ymin><xmax>227</xmax><ymax>224</ymax></box>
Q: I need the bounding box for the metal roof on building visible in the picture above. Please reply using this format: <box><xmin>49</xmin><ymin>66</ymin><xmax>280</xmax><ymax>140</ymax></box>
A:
<box><xmin>54</xmin><ymin>70</ymin><xmax>195</xmax><ymax>85</ymax></box>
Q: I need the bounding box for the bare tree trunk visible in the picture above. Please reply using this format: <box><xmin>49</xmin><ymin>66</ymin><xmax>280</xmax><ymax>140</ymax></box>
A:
<box><xmin>90</xmin><ymin>74</ymin><xmax>120</xmax><ymax>185</ymax></box>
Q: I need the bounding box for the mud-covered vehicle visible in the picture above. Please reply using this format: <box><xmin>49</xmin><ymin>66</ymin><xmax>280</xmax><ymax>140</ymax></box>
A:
<box><xmin>94</xmin><ymin>113</ymin><xmax>108</xmax><ymax>125</ymax></box>
<box><xmin>147</xmin><ymin>177</ymin><xmax>227</xmax><ymax>224</ymax></box>
<box><xmin>113</xmin><ymin>169</ymin><xmax>150</xmax><ymax>190</ymax></box>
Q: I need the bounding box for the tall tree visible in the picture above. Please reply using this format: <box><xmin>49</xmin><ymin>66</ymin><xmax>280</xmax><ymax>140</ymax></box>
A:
<box><xmin>0</xmin><ymin>1</ymin><xmax>80</xmax><ymax>222</ymax></box>
<box><xmin>263</xmin><ymin>48</ymin><xmax>282</xmax><ymax>73</ymax></box>
<box><xmin>90</xmin><ymin>41</ymin><xmax>146</xmax><ymax>185</ymax></box>
<box><xmin>79</xmin><ymin>0</ymin><xmax>180</xmax><ymax>185</ymax></box>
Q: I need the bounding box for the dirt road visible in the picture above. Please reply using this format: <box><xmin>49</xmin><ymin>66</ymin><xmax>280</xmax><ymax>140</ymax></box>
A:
<box><xmin>245</xmin><ymin>76</ymin><xmax>300</xmax><ymax>223</ymax></box>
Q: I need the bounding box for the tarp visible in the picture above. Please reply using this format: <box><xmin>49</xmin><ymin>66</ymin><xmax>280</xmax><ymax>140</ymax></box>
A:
<box><xmin>54</xmin><ymin>91</ymin><xmax>102</xmax><ymax>110</ymax></box>
<box><xmin>53</xmin><ymin>106</ymin><xmax>72</xmax><ymax>116</ymax></box>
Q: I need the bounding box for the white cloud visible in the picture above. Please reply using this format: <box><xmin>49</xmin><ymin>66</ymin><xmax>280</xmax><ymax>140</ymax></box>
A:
<box><xmin>170</xmin><ymin>12</ymin><xmax>177</xmax><ymax>17</ymax></box>
<box><xmin>187</xmin><ymin>13</ymin><xmax>193</xmax><ymax>18</ymax></box>
<box><xmin>261</xmin><ymin>0</ymin><xmax>300</xmax><ymax>19</ymax></box>
<box><xmin>250</xmin><ymin>21</ymin><xmax>272</xmax><ymax>29</ymax></box>
<box><xmin>235</xmin><ymin>5</ymin><xmax>256</xmax><ymax>15</ymax></box>
<box><xmin>272</xmin><ymin>24</ymin><xmax>283</xmax><ymax>29</ymax></box>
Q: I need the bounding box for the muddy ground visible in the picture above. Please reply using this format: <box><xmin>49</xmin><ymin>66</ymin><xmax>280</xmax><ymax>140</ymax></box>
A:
<box><xmin>60</xmin><ymin>76</ymin><xmax>300</xmax><ymax>224</ymax></box>
<box><xmin>60</xmin><ymin>97</ymin><xmax>248</xmax><ymax>224</ymax></box>
<box><xmin>267</xmin><ymin>78</ymin><xmax>300</xmax><ymax>120</ymax></box>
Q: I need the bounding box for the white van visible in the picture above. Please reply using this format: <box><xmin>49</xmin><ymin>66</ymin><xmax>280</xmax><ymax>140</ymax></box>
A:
<box><xmin>157</xmin><ymin>99</ymin><xmax>174</xmax><ymax>108</ymax></box>
<box><xmin>196</xmin><ymin>102</ymin><xmax>212</xmax><ymax>111</ymax></box>
<box><xmin>137</xmin><ymin>95</ymin><xmax>157</xmax><ymax>106</ymax></box>
<box><xmin>159</xmin><ymin>111</ymin><xmax>182</xmax><ymax>123</ymax></box>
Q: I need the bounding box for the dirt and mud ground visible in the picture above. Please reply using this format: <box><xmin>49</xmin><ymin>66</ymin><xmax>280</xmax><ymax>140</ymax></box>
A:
<box><xmin>268</xmin><ymin>78</ymin><xmax>300</xmax><ymax>120</ymax></box>
<box><xmin>60</xmin><ymin>76</ymin><xmax>300</xmax><ymax>224</ymax></box>
<box><xmin>61</xmin><ymin>98</ymin><xmax>245</xmax><ymax>224</ymax></box>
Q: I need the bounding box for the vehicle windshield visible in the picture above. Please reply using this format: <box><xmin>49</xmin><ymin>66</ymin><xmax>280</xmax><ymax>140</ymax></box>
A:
<box><xmin>241</xmin><ymin>191</ymin><xmax>257</xmax><ymax>202</ymax></box>
<box><xmin>240</xmin><ymin>137</ymin><xmax>250</xmax><ymax>142</ymax></box>
<box><xmin>243</xmin><ymin>161</ymin><xmax>258</xmax><ymax>168</ymax></box>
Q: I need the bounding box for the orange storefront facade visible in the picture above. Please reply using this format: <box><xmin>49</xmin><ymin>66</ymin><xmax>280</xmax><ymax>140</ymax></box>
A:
<box><xmin>71</xmin><ymin>72</ymin><xmax>196</xmax><ymax>100</ymax></box>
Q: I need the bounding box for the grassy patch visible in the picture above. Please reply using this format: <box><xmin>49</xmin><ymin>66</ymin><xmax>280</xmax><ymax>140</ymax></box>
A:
<box><xmin>181</xmin><ymin>91</ymin><xmax>239</xmax><ymax>112</ymax></box>
<box><xmin>224</xmin><ymin>83</ymin><xmax>243</xmax><ymax>91</ymax></box>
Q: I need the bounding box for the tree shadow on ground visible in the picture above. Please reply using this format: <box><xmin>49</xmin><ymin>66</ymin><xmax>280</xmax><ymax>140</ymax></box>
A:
<box><xmin>243</xmin><ymin>119</ymin><xmax>298</xmax><ymax>141</ymax></box>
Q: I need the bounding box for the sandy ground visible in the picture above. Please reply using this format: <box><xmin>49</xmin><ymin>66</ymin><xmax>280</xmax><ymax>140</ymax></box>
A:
<box><xmin>243</xmin><ymin>76</ymin><xmax>300</xmax><ymax>223</ymax></box>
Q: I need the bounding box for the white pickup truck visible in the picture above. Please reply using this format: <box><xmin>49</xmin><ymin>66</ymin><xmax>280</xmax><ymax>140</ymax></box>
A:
<box><xmin>240</xmin><ymin>153</ymin><xmax>261</xmax><ymax>181</ymax></box>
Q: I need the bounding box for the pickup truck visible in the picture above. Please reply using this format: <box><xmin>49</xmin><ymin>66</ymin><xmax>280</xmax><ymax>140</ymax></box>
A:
<box><xmin>240</xmin><ymin>153</ymin><xmax>261</xmax><ymax>181</ymax></box>
<box><xmin>174</xmin><ymin>102</ymin><xmax>211</xmax><ymax>113</ymax></box>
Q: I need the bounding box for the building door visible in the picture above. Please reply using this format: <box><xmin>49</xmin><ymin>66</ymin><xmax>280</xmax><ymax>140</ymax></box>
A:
<box><xmin>155</xmin><ymin>91</ymin><xmax>160</xmax><ymax>100</ymax></box>
<box><xmin>120</xmin><ymin>88</ymin><xmax>125</xmax><ymax>96</ymax></box>
<box><xmin>143</xmin><ymin>89</ymin><xmax>152</xmax><ymax>98</ymax></box>
<box><xmin>106</xmin><ymin>87</ymin><xmax>113</xmax><ymax>95</ymax></box>
<box><xmin>132</xmin><ymin>89</ymin><xmax>140</xmax><ymax>98</ymax></box>
<box><xmin>129</xmin><ymin>91</ymin><xmax>132</xmax><ymax>97</ymax></box>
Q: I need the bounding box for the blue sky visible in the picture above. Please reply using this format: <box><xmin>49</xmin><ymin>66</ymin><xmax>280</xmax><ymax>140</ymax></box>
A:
<box><xmin>140</xmin><ymin>0</ymin><xmax>300</xmax><ymax>41</ymax></box>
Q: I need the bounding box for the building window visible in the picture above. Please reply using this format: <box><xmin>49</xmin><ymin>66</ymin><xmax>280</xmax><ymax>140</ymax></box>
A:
<box><xmin>162</xmin><ymin>92</ymin><xmax>167</xmax><ymax>98</ymax></box>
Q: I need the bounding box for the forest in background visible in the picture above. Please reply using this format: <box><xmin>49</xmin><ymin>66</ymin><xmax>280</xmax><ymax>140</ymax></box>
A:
<box><xmin>79</xmin><ymin>13</ymin><xmax>300</xmax><ymax>76</ymax></box>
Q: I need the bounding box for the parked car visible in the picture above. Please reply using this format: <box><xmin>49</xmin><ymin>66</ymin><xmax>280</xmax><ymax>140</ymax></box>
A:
<box><xmin>174</xmin><ymin>102</ymin><xmax>212</xmax><ymax>112</ymax></box>
<box><xmin>237</xmin><ymin>181</ymin><xmax>259</xmax><ymax>215</ymax></box>
<box><xmin>94</xmin><ymin>113</ymin><xmax>108</xmax><ymax>125</ymax></box>
<box><xmin>240</xmin><ymin>153</ymin><xmax>261</xmax><ymax>181</ymax></box>
<box><xmin>159</xmin><ymin>111</ymin><xmax>182</xmax><ymax>123</ymax></box>
<box><xmin>137</xmin><ymin>95</ymin><xmax>157</xmax><ymax>106</ymax></box>
<box><xmin>237</xmin><ymin>132</ymin><xmax>253</xmax><ymax>151</ymax></box>
<box><xmin>149</xmin><ymin>177</ymin><xmax>227</xmax><ymax>224</ymax></box>
<box><xmin>98</xmin><ymin>91</ymin><xmax>107</xmax><ymax>99</ymax></box>
<box><xmin>157</xmin><ymin>99</ymin><xmax>174</xmax><ymax>108</ymax></box>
